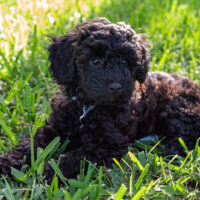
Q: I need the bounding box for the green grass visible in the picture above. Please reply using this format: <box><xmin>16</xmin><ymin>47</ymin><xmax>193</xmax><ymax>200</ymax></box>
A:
<box><xmin>0</xmin><ymin>0</ymin><xmax>200</xmax><ymax>199</ymax></box>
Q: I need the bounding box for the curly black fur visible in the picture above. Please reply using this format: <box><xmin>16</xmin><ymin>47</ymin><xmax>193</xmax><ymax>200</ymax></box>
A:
<box><xmin>0</xmin><ymin>18</ymin><xmax>200</xmax><ymax>183</ymax></box>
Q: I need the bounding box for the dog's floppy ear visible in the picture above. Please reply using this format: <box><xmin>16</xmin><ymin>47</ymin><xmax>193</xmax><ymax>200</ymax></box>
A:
<box><xmin>135</xmin><ymin>47</ymin><xmax>151</xmax><ymax>83</ymax></box>
<box><xmin>134</xmin><ymin>35</ymin><xmax>151</xmax><ymax>83</ymax></box>
<box><xmin>48</xmin><ymin>33</ymin><xmax>77</xmax><ymax>85</ymax></box>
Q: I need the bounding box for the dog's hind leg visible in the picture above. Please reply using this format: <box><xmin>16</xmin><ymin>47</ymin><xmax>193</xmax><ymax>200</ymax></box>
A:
<box><xmin>155</xmin><ymin>103</ymin><xmax>200</xmax><ymax>155</ymax></box>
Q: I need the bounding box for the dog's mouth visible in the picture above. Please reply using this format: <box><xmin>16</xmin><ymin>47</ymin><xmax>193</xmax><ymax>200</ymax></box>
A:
<box><xmin>92</xmin><ymin>91</ymin><xmax>132</xmax><ymax>106</ymax></box>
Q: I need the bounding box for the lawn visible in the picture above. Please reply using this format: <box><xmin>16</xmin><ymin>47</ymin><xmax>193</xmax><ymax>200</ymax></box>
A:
<box><xmin>0</xmin><ymin>0</ymin><xmax>200</xmax><ymax>199</ymax></box>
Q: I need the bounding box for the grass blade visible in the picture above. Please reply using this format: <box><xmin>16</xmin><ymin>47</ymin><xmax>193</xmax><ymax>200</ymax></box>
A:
<box><xmin>135</xmin><ymin>164</ymin><xmax>150</xmax><ymax>190</ymax></box>
<box><xmin>2</xmin><ymin>177</ymin><xmax>15</xmax><ymax>200</ymax></box>
<box><xmin>0</xmin><ymin>115</ymin><xmax>18</xmax><ymax>145</ymax></box>
<box><xmin>114</xmin><ymin>184</ymin><xmax>127</xmax><ymax>200</ymax></box>
<box><xmin>128</xmin><ymin>152</ymin><xmax>144</xmax><ymax>171</ymax></box>
<box><xmin>113</xmin><ymin>158</ymin><xmax>124</xmax><ymax>173</ymax></box>
<box><xmin>178</xmin><ymin>138</ymin><xmax>189</xmax><ymax>152</ymax></box>
<box><xmin>49</xmin><ymin>159</ymin><xmax>67</xmax><ymax>185</ymax></box>
<box><xmin>131</xmin><ymin>186</ymin><xmax>146</xmax><ymax>200</ymax></box>
<box><xmin>27</xmin><ymin>137</ymin><xmax>60</xmax><ymax>176</ymax></box>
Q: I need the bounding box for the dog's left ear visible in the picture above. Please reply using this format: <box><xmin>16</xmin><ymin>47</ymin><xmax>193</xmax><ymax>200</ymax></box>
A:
<box><xmin>135</xmin><ymin>36</ymin><xmax>151</xmax><ymax>83</ymax></box>
<box><xmin>48</xmin><ymin>33</ymin><xmax>77</xmax><ymax>85</ymax></box>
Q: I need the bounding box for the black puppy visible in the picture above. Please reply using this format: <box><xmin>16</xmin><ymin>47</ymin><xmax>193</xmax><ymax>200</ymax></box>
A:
<box><xmin>0</xmin><ymin>18</ymin><xmax>200</xmax><ymax>182</ymax></box>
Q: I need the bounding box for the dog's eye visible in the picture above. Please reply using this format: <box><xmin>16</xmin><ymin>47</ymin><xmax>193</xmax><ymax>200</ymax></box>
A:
<box><xmin>121</xmin><ymin>59</ymin><xmax>127</xmax><ymax>64</ymax></box>
<box><xmin>91</xmin><ymin>58</ymin><xmax>101</xmax><ymax>65</ymax></box>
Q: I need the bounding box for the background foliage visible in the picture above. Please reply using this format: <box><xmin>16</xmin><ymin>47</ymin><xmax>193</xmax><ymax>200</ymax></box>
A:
<box><xmin>0</xmin><ymin>0</ymin><xmax>200</xmax><ymax>199</ymax></box>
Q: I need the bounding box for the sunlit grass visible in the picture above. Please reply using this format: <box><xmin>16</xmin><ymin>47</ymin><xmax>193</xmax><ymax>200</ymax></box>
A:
<box><xmin>0</xmin><ymin>0</ymin><xmax>101</xmax><ymax>57</ymax></box>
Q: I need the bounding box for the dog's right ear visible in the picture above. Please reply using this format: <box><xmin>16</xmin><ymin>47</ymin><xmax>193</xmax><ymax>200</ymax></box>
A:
<box><xmin>48</xmin><ymin>33</ymin><xmax>77</xmax><ymax>85</ymax></box>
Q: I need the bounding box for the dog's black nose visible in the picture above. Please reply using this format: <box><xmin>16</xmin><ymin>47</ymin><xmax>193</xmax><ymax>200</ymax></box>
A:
<box><xmin>108</xmin><ymin>83</ymin><xmax>122</xmax><ymax>93</ymax></box>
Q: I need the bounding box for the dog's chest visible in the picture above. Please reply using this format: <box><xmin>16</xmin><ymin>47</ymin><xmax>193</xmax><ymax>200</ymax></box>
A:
<box><xmin>76</xmin><ymin>107</ymin><xmax>130</xmax><ymax>141</ymax></box>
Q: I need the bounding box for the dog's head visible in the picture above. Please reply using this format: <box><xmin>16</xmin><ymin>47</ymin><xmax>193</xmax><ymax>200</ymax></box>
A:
<box><xmin>48</xmin><ymin>18</ymin><xmax>151</xmax><ymax>105</ymax></box>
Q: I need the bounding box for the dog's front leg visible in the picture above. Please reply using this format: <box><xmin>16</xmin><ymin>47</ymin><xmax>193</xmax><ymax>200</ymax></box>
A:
<box><xmin>43</xmin><ymin>119</ymin><xmax>130</xmax><ymax>184</ymax></box>
<box><xmin>44</xmin><ymin>150</ymin><xmax>87</xmax><ymax>184</ymax></box>
<box><xmin>44</xmin><ymin>144</ymin><xmax>125</xmax><ymax>184</ymax></box>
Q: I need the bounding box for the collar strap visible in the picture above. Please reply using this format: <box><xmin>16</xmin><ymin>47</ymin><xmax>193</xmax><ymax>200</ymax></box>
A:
<box><xmin>72</xmin><ymin>96</ymin><xmax>77</xmax><ymax>101</ymax></box>
<box><xmin>72</xmin><ymin>96</ymin><xmax>96</xmax><ymax>127</ymax></box>
<box><xmin>80</xmin><ymin>104</ymin><xmax>96</xmax><ymax>120</ymax></box>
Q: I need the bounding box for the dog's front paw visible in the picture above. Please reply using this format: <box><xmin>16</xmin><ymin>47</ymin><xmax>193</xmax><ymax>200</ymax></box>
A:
<box><xmin>44</xmin><ymin>162</ymin><xmax>56</xmax><ymax>184</ymax></box>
